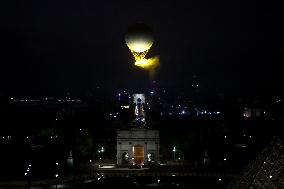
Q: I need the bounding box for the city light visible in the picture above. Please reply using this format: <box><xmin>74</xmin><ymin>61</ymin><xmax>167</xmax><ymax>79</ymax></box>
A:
<box><xmin>173</xmin><ymin>146</ymin><xmax>176</xmax><ymax>160</ymax></box>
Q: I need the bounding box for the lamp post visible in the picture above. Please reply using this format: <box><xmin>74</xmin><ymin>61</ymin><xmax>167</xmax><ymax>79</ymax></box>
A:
<box><xmin>55</xmin><ymin>174</ymin><xmax>58</xmax><ymax>189</ymax></box>
<box><xmin>98</xmin><ymin>147</ymin><xmax>104</xmax><ymax>167</ymax></box>
<box><xmin>89</xmin><ymin>160</ymin><xmax>92</xmax><ymax>178</ymax></box>
<box><xmin>173</xmin><ymin>147</ymin><xmax>176</xmax><ymax>161</ymax></box>
<box><xmin>25</xmin><ymin>164</ymin><xmax>32</xmax><ymax>189</ymax></box>
<box><xmin>25</xmin><ymin>172</ymin><xmax>31</xmax><ymax>189</ymax></box>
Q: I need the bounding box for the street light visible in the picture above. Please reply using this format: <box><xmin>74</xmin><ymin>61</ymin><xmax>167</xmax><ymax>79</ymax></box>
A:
<box><xmin>173</xmin><ymin>147</ymin><xmax>176</xmax><ymax>160</ymax></box>
<box><xmin>55</xmin><ymin>174</ymin><xmax>58</xmax><ymax>189</ymax></box>
<box><xmin>89</xmin><ymin>160</ymin><xmax>92</xmax><ymax>178</ymax></box>
<box><xmin>25</xmin><ymin>163</ymin><xmax>32</xmax><ymax>189</ymax></box>
<box><xmin>98</xmin><ymin>147</ymin><xmax>104</xmax><ymax>165</ymax></box>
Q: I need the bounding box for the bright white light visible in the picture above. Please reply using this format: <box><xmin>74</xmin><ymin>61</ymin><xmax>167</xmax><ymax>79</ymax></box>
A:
<box><xmin>172</xmin><ymin>174</ymin><xmax>176</xmax><ymax>176</ymax></box>
<box><xmin>27</xmin><ymin>169</ymin><xmax>29</xmax><ymax>172</ymax></box>
<box><xmin>113</xmin><ymin>115</ymin><xmax>117</xmax><ymax>118</ymax></box>
<box><xmin>25</xmin><ymin>172</ymin><xmax>27</xmax><ymax>176</ymax></box>
<box><xmin>79</xmin><ymin>128</ymin><xmax>82</xmax><ymax>131</ymax></box>
<box><xmin>269</xmin><ymin>175</ymin><xmax>272</xmax><ymax>178</ymax></box>
<box><xmin>224</xmin><ymin>158</ymin><xmax>227</xmax><ymax>161</ymax></box>
<box><xmin>264</xmin><ymin>161</ymin><xmax>266</xmax><ymax>164</ymax></box>
<box><xmin>55</xmin><ymin>174</ymin><xmax>58</xmax><ymax>178</ymax></box>
<box><xmin>224</xmin><ymin>135</ymin><xmax>227</xmax><ymax>139</ymax></box>
<box><xmin>157</xmin><ymin>179</ymin><xmax>160</xmax><ymax>183</ymax></box>
<box><xmin>150</xmin><ymin>91</ymin><xmax>154</xmax><ymax>94</ymax></box>
<box><xmin>147</xmin><ymin>153</ymin><xmax>152</xmax><ymax>162</ymax></box>
<box><xmin>26</xmin><ymin>136</ymin><xmax>29</xmax><ymax>139</ymax></box>
<box><xmin>29</xmin><ymin>164</ymin><xmax>31</xmax><ymax>167</ymax></box>
<box><xmin>127</xmin><ymin>42</ymin><xmax>152</xmax><ymax>53</ymax></box>
<box><xmin>218</xmin><ymin>178</ymin><xmax>222</xmax><ymax>181</ymax></box>
<box><xmin>100</xmin><ymin>165</ymin><xmax>115</xmax><ymax>169</ymax></box>
<box><xmin>89</xmin><ymin>160</ymin><xmax>92</xmax><ymax>163</ymax></box>
<box><xmin>97</xmin><ymin>177</ymin><xmax>101</xmax><ymax>180</ymax></box>
<box><xmin>173</xmin><ymin>147</ymin><xmax>176</xmax><ymax>152</ymax></box>
<box><xmin>118</xmin><ymin>93</ymin><xmax>121</xmax><ymax>96</ymax></box>
<box><xmin>101</xmin><ymin>147</ymin><xmax>104</xmax><ymax>152</ymax></box>
<box><xmin>56</xmin><ymin>162</ymin><xmax>59</xmax><ymax>166</ymax></box>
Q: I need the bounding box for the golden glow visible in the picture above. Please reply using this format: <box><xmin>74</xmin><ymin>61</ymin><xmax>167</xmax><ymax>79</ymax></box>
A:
<box><xmin>127</xmin><ymin>42</ymin><xmax>152</xmax><ymax>53</ymax></box>
<box><xmin>135</xmin><ymin>59</ymin><xmax>149</xmax><ymax>67</ymax></box>
<box><xmin>131</xmin><ymin>50</ymin><xmax>149</xmax><ymax>60</ymax></box>
<box><xmin>126</xmin><ymin>40</ymin><xmax>153</xmax><ymax>61</ymax></box>
<box><xmin>134</xmin><ymin>56</ymin><xmax>159</xmax><ymax>70</ymax></box>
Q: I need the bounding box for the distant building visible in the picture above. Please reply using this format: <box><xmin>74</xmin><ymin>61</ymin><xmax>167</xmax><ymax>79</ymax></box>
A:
<box><xmin>117</xmin><ymin>129</ymin><xmax>160</xmax><ymax>166</ymax></box>
<box><xmin>226</xmin><ymin>138</ymin><xmax>284</xmax><ymax>188</ymax></box>
<box><xmin>117</xmin><ymin>94</ymin><xmax>160</xmax><ymax>166</ymax></box>
<box><xmin>243</xmin><ymin>108</ymin><xmax>264</xmax><ymax>118</ymax></box>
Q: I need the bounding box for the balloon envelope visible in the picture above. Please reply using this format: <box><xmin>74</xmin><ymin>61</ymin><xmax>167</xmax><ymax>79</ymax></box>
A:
<box><xmin>125</xmin><ymin>23</ymin><xmax>154</xmax><ymax>53</ymax></box>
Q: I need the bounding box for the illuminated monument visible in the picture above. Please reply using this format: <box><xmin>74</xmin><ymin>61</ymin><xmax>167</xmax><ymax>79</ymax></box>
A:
<box><xmin>117</xmin><ymin>94</ymin><xmax>160</xmax><ymax>166</ymax></box>
<box><xmin>116</xmin><ymin>24</ymin><xmax>160</xmax><ymax>166</ymax></box>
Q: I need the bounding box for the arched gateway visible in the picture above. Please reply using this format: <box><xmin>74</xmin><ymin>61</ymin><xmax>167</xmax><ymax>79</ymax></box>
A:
<box><xmin>117</xmin><ymin>94</ymin><xmax>160</xmax><ymax>166</ymax></box>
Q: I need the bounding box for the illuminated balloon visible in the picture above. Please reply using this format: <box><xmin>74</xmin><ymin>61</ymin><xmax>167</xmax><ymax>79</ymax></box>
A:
<box><xmin>125</xmin><ymin>23</ymin><xmax>154</xmax><ymax>60</ymax></box>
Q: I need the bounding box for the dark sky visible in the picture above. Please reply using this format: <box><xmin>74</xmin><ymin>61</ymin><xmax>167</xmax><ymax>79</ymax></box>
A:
<box><xmin>0</xmin><ymin>0</ymin><xmax>281</xmax><ymax>97</ymax></box>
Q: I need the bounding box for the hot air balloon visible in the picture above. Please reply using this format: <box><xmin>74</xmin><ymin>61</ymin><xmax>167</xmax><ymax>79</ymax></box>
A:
<box><xmin>125</xmin><ymin>23</ymin><xmax>154</xmax><ymax>63</ymax></box>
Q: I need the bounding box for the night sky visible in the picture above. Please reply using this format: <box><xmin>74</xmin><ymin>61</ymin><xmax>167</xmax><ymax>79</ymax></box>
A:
<box><xmin>0</xmin><ymin>1</ymin><xmax>281</xmax><ymax>97</ymax></box>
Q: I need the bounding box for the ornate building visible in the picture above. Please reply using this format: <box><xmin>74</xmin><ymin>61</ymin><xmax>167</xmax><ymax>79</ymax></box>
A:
<box><xmin>117</xmin><ymin>94</ymin><xmax>160</xmax><ymax>166</ymax></box>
